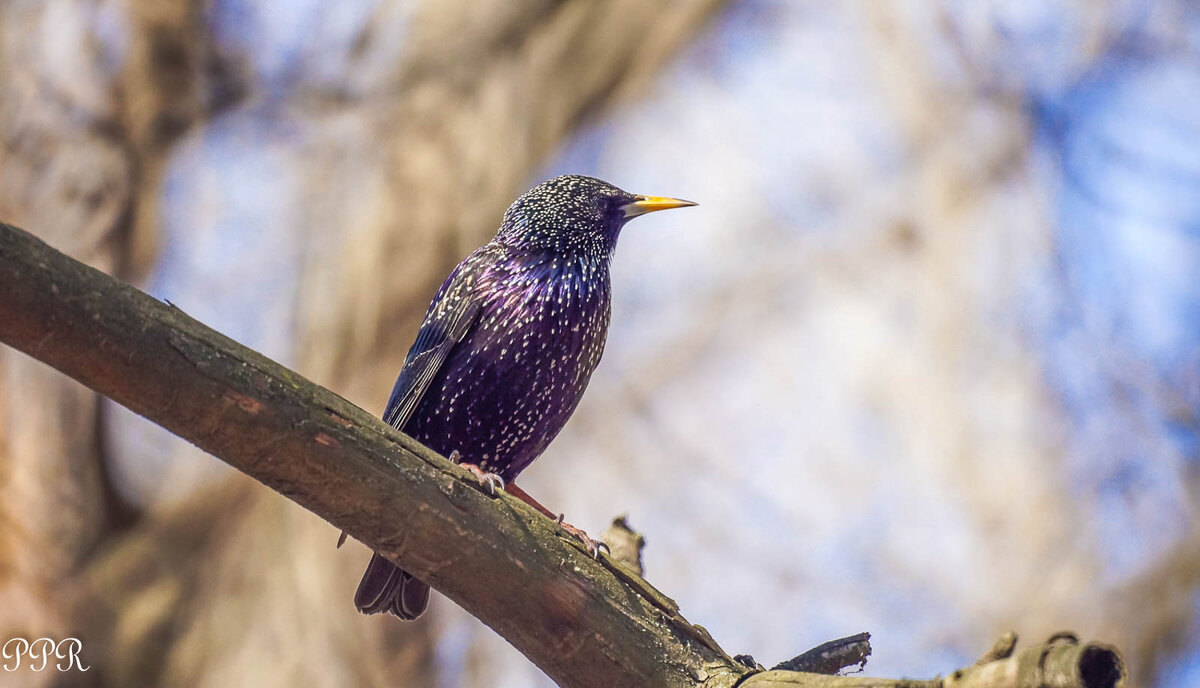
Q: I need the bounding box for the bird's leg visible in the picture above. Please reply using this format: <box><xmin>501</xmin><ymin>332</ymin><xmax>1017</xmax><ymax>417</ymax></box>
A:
<box><xmin>507</xmin><ymin>483</ymin><xmax>609</xmax><ymax>559</ymax></box>
<box><xmin>503</xmin><ymin>483</ymin><xmax>556</xmax><ymax>518</ymax></box>
<box><xmin>449</xmin><ymin>450</ymin><xmax>505</xmax><ymax>496</ymax></box>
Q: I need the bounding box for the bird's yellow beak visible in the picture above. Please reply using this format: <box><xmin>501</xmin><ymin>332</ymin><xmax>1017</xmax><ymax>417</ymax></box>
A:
<box><xmin>621</xmin><ymin>195</ymin><xmax>698</xmax><ymax>219</ymax></box>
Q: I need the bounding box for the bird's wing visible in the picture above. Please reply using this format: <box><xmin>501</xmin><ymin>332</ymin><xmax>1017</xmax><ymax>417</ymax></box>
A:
<box><xmin>381</xmin><ymin>256</ymin><xmax>485</xmax><ymax>431</ymax></box>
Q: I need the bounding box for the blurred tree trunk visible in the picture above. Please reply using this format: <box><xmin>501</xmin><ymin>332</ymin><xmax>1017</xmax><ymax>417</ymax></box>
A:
<box><xmin>0</xmin><ymin>1</ymin><xmax>147</xmax><ymax>679</ymax></box>
<box><xmin>0</xmin><ymin>0</ymin><xmax>727</xmax><ymax>685</ymax></box>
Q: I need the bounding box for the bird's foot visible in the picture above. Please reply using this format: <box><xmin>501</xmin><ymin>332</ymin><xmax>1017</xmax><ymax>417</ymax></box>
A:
<box><xmin>502</xmin><ymin>484</ymin><xmax>606</xmax><ymax>558</ymax></box>
<box><xmin>463</xmin><ymin>464</ymin><xmax>505</xmax><ymax>496</ymax></box>
<box><xmin>556</xmin><ymin>514</ymin><xmax>609</xmax><ymax>559</ymax></box>
<box><xmin>449</xmin><ymin>451</ymin><xmax>505</xmax><ymax>496</ymax></box>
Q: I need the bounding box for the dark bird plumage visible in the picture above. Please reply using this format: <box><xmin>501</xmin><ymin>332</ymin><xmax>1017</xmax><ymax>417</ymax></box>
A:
<box><xmin>354</xmin><ymin>175</ymin><xmax>695</xmax><ymax>620</ymax></box>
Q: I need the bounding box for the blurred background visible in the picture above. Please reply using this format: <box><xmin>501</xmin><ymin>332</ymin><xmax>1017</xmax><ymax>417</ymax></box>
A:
<box><xmin>1</xmin><ymin>1</ymin><xmax>1198</xmax><ymax>686</ymax></box>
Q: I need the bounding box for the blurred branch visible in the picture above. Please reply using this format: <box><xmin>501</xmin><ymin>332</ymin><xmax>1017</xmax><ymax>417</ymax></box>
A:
<box><xmin>602</xmin><ymin>514</ymin><xmax>646</xmax><ymax>575</ymax></box>
<box><xmin>0</xmin><ymin>223</ymin><xmax>1128</xmax><ymax>688</ymax></box>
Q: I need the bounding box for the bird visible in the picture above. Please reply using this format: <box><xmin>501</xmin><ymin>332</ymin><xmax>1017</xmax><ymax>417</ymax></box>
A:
<box><xmin>353</xmin><ymin>174</ymin><xmax>695</xmax><ymax>620</ymax></box>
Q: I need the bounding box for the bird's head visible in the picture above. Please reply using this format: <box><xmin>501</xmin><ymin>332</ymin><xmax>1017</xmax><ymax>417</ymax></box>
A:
<box><xmin>495</xmin><ymin>175</ymin><xmax>695</xmax><ymax>258</ymax></box>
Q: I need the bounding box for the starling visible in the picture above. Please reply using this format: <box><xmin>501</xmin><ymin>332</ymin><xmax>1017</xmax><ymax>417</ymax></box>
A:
<box><xmin>354</xmin><ymin>175</ymin><xmax>695</xmax><ymax>620</ymax></box>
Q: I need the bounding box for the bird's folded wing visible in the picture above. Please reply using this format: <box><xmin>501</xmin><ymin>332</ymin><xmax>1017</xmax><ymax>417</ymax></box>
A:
<box><xmin>381</xmin><ymin>263</ymin><xmax>483</xmax><ymax>432</ymax></box>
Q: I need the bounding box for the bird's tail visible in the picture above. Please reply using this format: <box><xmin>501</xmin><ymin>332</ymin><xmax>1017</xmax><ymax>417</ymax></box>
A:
<box><xmin>354</xmin><ymin>553</ymin><xmax>431</xmax><ymax>620</ymax></box>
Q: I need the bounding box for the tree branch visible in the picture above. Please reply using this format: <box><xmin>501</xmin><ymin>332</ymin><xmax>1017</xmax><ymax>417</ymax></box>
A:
<box><xmin>740</xmin><ymin>633</ymin><xmax>1125</xmax><ymax>688</ymax></box>
<box><xmin>0</xmin><ymin>222</ymin><xmax>1127</xmax><ymax>688</ymax></box>
<box><xmin>769</xmin><ymin>633</ymin><xmax>872</xmax><ymax>675</ymax></box>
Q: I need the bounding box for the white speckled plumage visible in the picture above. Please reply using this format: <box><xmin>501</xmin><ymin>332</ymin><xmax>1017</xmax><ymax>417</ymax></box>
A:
<box><xmin>356</xmin><ymin>174</ymin><xmax>690</xmax><ymax>620</ymax></box>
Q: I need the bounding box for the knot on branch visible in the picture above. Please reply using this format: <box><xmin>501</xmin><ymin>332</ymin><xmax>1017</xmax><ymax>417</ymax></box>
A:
<box><xmin>945</xmin><ymin>632</ymin><xmax>1126</xmax><ymax>688</ymax></box>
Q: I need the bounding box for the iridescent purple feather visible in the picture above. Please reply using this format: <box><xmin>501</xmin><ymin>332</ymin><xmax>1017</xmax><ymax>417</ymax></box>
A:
<box><xmin>355</xmin><ymin>175</ymin><xmax>669</xmax><ymax>620</ymax></box>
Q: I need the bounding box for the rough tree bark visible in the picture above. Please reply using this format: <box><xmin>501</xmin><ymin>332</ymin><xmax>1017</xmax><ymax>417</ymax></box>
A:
<box><xmin>0</xmin><ymin>225</ymin><xmax>1127</xmax><ymax>688</ymax></box>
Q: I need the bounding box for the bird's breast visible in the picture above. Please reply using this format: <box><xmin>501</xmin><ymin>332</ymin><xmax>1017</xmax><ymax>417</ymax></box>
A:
<box><xmin>410</xmin><ymin>256</ymin><xmax>612</xmax><ymax>479</ymax></box>
<box><xmin>476</xmin><ymin>262</ymin><xmax>610</xmax><ymax>376</ymax></box>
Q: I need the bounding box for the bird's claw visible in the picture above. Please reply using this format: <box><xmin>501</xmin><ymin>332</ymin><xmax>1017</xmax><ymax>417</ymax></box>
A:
<box><xmin>455</xmin><ymin>458</ymin><xmax>505</xmax><ymax>497</ymax></box>
<box><xmin>479</xmin><ymin>472</ymin><xmax>505</xmax><ymax>496</ymax></box>
<box><xmin>557</xmin><ymin>518</ymin><xmax>608</xmax><ymax>559</ymax></box>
